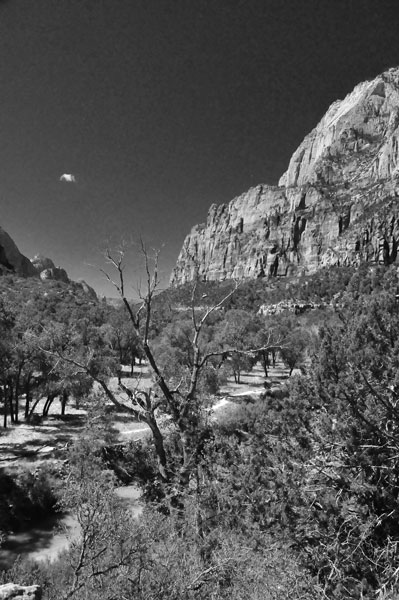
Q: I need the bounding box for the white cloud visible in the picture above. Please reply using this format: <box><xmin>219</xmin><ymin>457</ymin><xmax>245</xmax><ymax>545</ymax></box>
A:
<box><xmin>59</xmin><ymin>174</ymin><xmax>76</xmax><ymax>183</ymax></box>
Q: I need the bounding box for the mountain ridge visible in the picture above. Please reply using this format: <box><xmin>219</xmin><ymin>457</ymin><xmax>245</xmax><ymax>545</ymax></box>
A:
<box><xmin>171</xmin><ymin>67</ymin><xmax>399</xmax><ymax>285</ymax></box>
<box><xmin>0</xmin><ymin>226</ymin><xmax>97</xmax><ymax>299</ymax></box>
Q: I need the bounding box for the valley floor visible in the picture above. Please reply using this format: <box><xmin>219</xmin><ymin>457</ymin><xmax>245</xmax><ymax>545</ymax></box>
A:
<box><xmin>0</xmin><ymin>360</ymin><xmax>291</xmax><ymax>468</ymax></box>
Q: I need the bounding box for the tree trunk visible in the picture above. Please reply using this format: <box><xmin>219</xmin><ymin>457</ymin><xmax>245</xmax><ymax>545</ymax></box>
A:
<box><xmin>14</xmin><ymin>379</ymin><xmax>20</xmax><ymax>424</ymax></box>
<box><xmin>24</xmin><ymin>381</ymin><xmax>32</xmax><ymax>421</ymax></box>
<box><xmin>43</xmin><ymin>393</ymin><xmax>56</xmax><ymax>417</ymax></box>
<box><xmin>1</xmin><ymin>386</ymin><xmax>6</xmax><ymax>428</ymax></box>
<box><xmin>261</xmin><ymin>350</ymin><xmax>269</xmax><ymax>377</ymax></box>
<box><xmin>147</xmin><ymin>415</ymin><xmax>169</xmax><ymax>482</ymax></box>
<box><xmin>61</xmin><ymin>391</ymin><xmax>68</xmax><ymax>415</ymax></box>
<box><xmin>28</xmin><ymin>396</ymin><xmax>43</xmax><ymax>422</ymax></box>
<box><xmin>8</xmin><ymin>384</ymin><xmax>15</xmax><ymax>424</ymax></box>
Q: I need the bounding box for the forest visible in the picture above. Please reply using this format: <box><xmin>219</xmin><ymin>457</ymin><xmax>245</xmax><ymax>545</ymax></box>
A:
<box><xmin>1</xmin><ymin>258</ymin><xmax>399</xmax><ymax>599</ymax></box>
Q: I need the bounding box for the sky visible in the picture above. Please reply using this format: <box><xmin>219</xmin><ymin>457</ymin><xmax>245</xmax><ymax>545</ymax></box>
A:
<box><xmin>1</xmin><ymin>0</ymin><xmax>399</xmax><ymax>296</ymax></box>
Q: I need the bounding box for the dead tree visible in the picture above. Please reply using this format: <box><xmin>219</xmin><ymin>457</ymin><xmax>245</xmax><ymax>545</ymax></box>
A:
<box><xmin>43</xmin><ymin>243</ymin><xmax>283</xmax><ymax>502</ymax></box>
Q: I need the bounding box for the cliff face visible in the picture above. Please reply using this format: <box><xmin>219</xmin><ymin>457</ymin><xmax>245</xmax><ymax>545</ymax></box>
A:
<box><xmin>171</xmin><ymin>67</ymin><xmax>399</xmax><ymax>285</ymax></box>
<box><xmin>0</xmin><ymin>227</ymin><xmax>38</xmax><ymax>277</ymax></box>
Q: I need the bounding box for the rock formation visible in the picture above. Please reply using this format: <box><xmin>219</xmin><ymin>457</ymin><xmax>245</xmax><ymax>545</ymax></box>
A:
<box><xmin>0</xmin><ymin>229</ymin><xmax>97</xmax><ymax>299</ymax></box>
<box><xmin>30</xmin><ymin>256</ymin><xmax>97</xmax><ymax>299</ymax></box>
<box><xmin>0</xmin><ymin>227</ymin><xmax>37</xmax><ymax>277</ymax></box>
<box><xmin>0</xmin><ymin>584</ymin><xmax>41</xmax><ymax>600</ymax></box>
<box><xmin>75</xmin><ymin>278</ymin><xmax>98</xmax><ymax>301</ymax></box>
<box><xmin>171</xmin><ymin>67</ymin><xmax>399</xmax><ymax>285</ymax></box>
<box><xmin>31</xmin><ymin>254</ymin><xmax>69</xmax><ymax>283</ymax></box>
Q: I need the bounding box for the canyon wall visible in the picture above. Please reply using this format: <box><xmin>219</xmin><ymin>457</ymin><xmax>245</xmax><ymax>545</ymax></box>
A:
<box><xmin>171</xmin><ymin>67</ymin><xmax>399</xmax><ymax>285</ymax></box>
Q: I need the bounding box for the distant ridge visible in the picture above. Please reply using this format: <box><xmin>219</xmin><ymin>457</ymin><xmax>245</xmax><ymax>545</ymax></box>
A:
<box><xmin>0</xmin><ymin>225</ymin><xmax>97</xmax><ymax>299</ymax></box>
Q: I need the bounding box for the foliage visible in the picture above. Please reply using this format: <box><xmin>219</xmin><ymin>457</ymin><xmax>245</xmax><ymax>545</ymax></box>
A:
<box><xmin>2</xmin><ymin>451</ymin><xmax>318</xmax><ymax>600</ymax></box>
<box><xmin>204</xmin><ymin>267</ymin><xmax>399</xmax><ymax>599</ymax></box>
<box><xmin>0</xmin><ymin>274</ymin><xmax>122</xmax><ymax>425</ymax></box>
<box><xmin>0</xmin><ymin>466</ymin><xmax>59</xmax><ymax>534</ymax></box>
<box><xmin>4</xmin><ymin>260</ymin><xmax>399</xmax><ymax>598</ymax></box>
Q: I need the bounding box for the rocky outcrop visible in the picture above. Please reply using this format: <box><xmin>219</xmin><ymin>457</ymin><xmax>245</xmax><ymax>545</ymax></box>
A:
<box><xmin>171</xmin><ymin>67</ymin><xmax>399</xmax><ymax>285</ymax></box>
<box><xmin>31</xmin><ymin>255</ymin><xmax>69</xmax><ymax>283</ymax></box>
<box><xmin>0</xmin><ymin>584</ymin><xmax>41</xmax><ymax>600</ymax></box>
<box><xmin>75</xmin><ymin>279</ymin><xmax>98</xmax><ymax>301</ymax></box>
<box><xmin>0</xmin><ymin>227</ymin><xmax>37</xmax><ymax>277</ymax></box>
<box><xmin>0</xmin><ymin>228</ymin><xmax>97</xmax><ymax>299</ymax></box>
<box><xmin>259</xmin><ymin>300</ymin><xmax>324</xmax><ymax>316</ymax></box>
<box><xmin>30</xmin><ymin>256</ymin><xmax>97</xmax><ymax>299</ymax></box>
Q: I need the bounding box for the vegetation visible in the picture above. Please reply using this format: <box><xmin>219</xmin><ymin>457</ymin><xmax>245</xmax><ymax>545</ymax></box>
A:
<box><xmin>0</xmin><ymin>466</ymin><xmax>59</xmax><ymax>534</ymax></box>
<box><xmin>2</xmin><ymin>262</ymin><xmax>399</xmax><ymax>598</ymax></box>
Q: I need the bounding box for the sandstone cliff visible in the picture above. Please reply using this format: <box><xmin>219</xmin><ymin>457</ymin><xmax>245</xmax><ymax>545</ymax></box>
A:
<box><xmin>171</xmin><ymin>67</ymin><xmax>399</xmax><ymax>285</ymax></box>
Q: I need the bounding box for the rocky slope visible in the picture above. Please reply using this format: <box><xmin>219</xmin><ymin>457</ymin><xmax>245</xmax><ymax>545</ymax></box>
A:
<box><xmin>0</xmin><ymin>227</ymin><xmax>37</xmax><ymax>277</ymax></box>
<box><xmin>171</xmin><ymin>67</ymin><xmax>399</xmax><ymax>285</ymax></box>
<box><xmin>0</xmin><ymin>228</ymin><xmax>96</xmax><ymax>298</ymax></box>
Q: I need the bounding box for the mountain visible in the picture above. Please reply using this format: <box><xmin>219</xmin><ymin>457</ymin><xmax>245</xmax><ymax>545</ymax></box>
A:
<box><xmin>0</xmin><ymin>227</ymin><xmax>97</xmax><ymax>299</ymax></box>
<box><xmin>171</xmin><ymin>67</ymin><xmax>399</xmax><ymax>285</ymax></box>
<box><xmin>0</xmin><ymin>226</ymin><xmax>38</xmax><ymax>277</ymax></box>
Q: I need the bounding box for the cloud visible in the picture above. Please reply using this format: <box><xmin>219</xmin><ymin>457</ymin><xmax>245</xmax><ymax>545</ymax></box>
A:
<box><xmin>59</xmin><ymin>174</ymin><xmax>76</xmax><ymax>183</ymax></box>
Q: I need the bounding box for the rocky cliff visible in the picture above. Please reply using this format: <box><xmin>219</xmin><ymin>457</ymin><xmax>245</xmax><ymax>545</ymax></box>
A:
<box><xmin>0</xmin><ymin>229</ymin><xmax>97</xmax><ymax>298</ymax></box>
<box><xmin>0</xmin><ymin>227</ymin><xmax>37</xmax><ymax>277</ymax></box>
<box><xmin>171</xmin><ymin>67</ymin><xmax>399</xmax><ymax>285</ymax></box>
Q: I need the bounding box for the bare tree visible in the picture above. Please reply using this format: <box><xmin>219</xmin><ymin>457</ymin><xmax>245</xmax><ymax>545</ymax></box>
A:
<box><xmin>100</xmin><ymin>243</ymin><xmax>242</xmax><ymax>490</ymax></box>
<box><xmin>44</xmin><ymin>243</ymin><xmax>282</xmax><ymax>502</ymax></box>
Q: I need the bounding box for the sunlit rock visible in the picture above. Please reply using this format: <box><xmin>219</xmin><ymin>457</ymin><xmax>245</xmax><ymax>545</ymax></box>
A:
<box><xmin>171</xmin><ymin>67</ymin><xmax>399</xmax><ymax>285</ymax></box>
<box><xmin>0</xmin><ymin>583</ymin><xmax>41</xmax><ymax>600</ymax></box>
<box><xmin>31</xmin><ymin>255</ymin><xmax>69</xmax><ymax>283</ymax></box>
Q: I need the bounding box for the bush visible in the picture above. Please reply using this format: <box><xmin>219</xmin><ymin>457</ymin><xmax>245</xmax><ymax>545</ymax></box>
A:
<box><xmin>0</xmin><ymin>467</ymin><xmax>59</xmax><ymax>533</ymax></box>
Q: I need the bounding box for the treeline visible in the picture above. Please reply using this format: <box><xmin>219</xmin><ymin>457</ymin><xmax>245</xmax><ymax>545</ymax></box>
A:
<box><xmin>0</xmin><ymin>275</ymin><xmax>141</xmax><ymax>426</ymax></box>
<box><xmin>0</xmin><ymin>271</ymin><xmax>317</xmax><ymax>427</ymax></box>
<box><xmin>163</xmin><ymin>264</ymin><xmax>358</xmax><ymax>312</ymax></box>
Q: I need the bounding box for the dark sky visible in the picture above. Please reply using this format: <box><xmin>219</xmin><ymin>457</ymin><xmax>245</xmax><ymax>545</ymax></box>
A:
<box><xmin>1</xmin><ymin>0</ymin><xmax>399</xmax><ymax>296</ymax></box>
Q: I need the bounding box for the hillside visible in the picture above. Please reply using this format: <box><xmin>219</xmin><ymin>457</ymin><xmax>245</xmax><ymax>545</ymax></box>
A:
<box><xmin>0</xmin><ymin>226</ymin><xmax>96</xmax><ymax>300</ymax></box>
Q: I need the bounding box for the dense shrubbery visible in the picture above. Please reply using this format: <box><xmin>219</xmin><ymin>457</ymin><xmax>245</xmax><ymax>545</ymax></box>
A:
<box><xmin>161</xmin><ymin>264</ymin><xmax>358</xmax><ymax>312</ymax></box>
<box><xmin>2</xmin><ymin>264</ymin><xmax>399</xmax><ymax>598</ymax></box>
<box><xmin>2</xmin><ymin>429</ymin><xmax>318</xmax><ymax>600</ymax></box>
<box><xmin>0</xmin><ymin>466</ymin><xmax>59</xmax><ymax>533</ymax></box>
<box><xmin>203</xmin><ymin>265</ymin><xmax>399</xmax><ymax>598</ymax></box>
